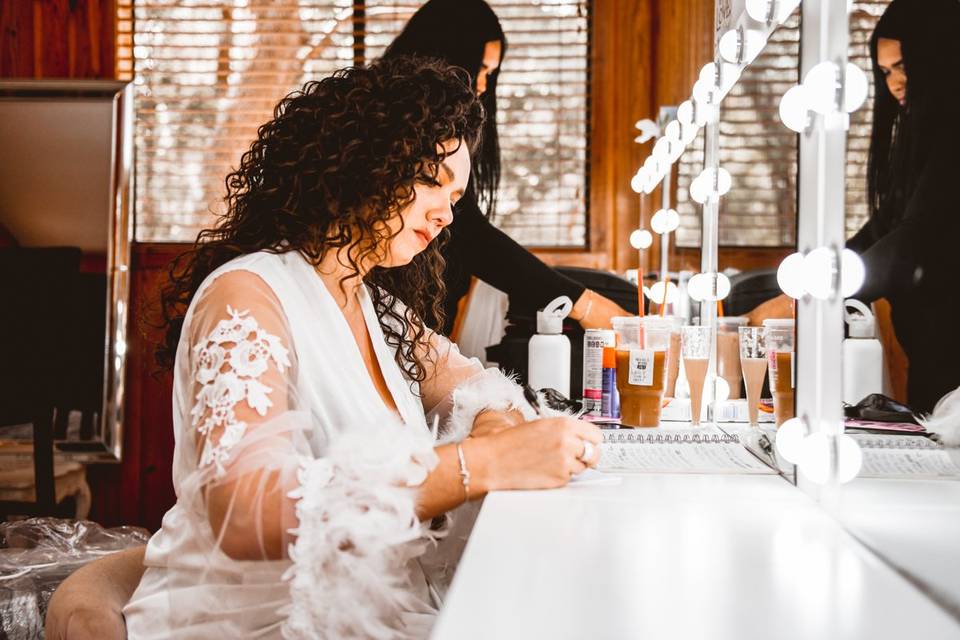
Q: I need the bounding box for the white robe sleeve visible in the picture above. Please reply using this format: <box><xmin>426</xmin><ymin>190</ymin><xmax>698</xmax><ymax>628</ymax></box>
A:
<box><xmin>180</xmin><ymin>270</ymin><xmax>439</xmax><ymax>638</ymax></box>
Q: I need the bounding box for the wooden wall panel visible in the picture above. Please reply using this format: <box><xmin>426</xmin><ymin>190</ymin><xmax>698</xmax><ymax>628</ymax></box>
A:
<box><xmin>0</xmin><ymin>0</ymin><xmax>115</xmax><ymax>79</ymax></box>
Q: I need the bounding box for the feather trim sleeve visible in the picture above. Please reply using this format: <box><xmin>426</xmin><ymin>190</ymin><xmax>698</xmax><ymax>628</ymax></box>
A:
<box><xmin>282</xmin><ymin>421</ymin><xmax>441</xmax><ymax>640</ymax></box>
<box><xmin>437</xmin><ymin>368</ymin><xmax>538</xmax><ymax>444</ymax></box>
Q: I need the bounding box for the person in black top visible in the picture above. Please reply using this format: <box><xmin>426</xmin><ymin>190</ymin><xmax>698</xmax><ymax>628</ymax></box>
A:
<box><xmin>383</xmin><ymin>0</ymin><xmax>628</xmax><ymax>335</ymax></box>
<box><xmin>751</xmin><ymin>0</ymin><xmax>960</xmax><ymax>413</ymax></box>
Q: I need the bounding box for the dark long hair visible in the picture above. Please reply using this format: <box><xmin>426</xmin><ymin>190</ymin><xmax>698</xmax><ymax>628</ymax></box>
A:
<box><xmin>383</xmin><ymin>0</ymin><xmax>506</xmax><ymax>217</ymax></box>
<box><xmin>157</xmin><ymin>57</ymin><xmax>484</xmax><ymax>384</ymax></box>
<box><xmin>867</xmin><ymin>0</ymin><xmax>960</xmax><ymax>232</ymax></box>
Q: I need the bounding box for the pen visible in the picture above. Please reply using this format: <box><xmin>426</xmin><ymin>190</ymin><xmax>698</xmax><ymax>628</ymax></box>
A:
<box><xmin>523</xmin><ymin>384</ymin><xmax>543</xmax><ymax>416</ymax></box>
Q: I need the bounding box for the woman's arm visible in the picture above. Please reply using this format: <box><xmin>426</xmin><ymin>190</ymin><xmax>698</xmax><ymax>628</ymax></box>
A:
<box><xmin>45</xmin><ymin>546</ymin><xmax>146</xmax><ymax>640</ymax></box>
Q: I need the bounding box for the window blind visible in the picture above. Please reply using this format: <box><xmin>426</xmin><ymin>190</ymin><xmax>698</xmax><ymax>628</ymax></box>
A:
<box><xmin>674</xmin><ymin>1</ymin><xmax>885</xmax><ymax>248</ymax></box>
<box><xmin>117</xmin><ymin>1</ymin><xmax>589</xmax><ymax>247</ymax></box>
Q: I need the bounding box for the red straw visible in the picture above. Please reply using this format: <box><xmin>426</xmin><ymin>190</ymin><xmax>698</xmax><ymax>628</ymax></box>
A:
<box><xmin>659</xmin><ymin>275</ymin><xmax>670</xmax><ymax>317</ymax></box>
<box><xmin>718</xmin><ymin>299</ymin><xmax>725</xmax><ymax>318</ymax></box>
<box><xmin>637</xmin><ymin>259</ymin><xmax>645</xmax><ymax>318</ymax></box>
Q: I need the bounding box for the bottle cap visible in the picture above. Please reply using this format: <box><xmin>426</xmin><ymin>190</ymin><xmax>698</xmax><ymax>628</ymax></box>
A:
<box><xmin>844</xmin><ymin>299</ymin><xmax>876</xmax><ymax>339</ymax></box>
<box><xmin>536</xmin><ymin>295</ymin><xmax>573</xmax><ymax>334</ymax></box>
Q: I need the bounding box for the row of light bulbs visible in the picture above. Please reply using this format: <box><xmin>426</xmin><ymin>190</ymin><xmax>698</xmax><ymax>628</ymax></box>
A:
<box><xmin>777</xmin><ymin>417</ymin><xmax>863</xmax><ymax>484</ymax></box>
<box><xmin>776</xmin><ymin>248</ymin><xmax>865</xmax><ymax>300</ymax></box>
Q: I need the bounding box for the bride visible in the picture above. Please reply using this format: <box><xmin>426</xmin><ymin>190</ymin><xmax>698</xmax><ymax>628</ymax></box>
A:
<box><xmin>119</xmin><ymin>56</ymin><xmax>601</xmax><ymax>639</ymax></box>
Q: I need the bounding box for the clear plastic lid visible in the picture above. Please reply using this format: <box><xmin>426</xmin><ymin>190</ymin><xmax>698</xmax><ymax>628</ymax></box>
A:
<box><xmin>717</xmin><ymin>316</ymin><xmax>749</xmax><ymax>332</ymax></box>
<box><xmin>612</xmin><ymin>316</ymin><xmax>670</xmax><ymax>350</ymax></box>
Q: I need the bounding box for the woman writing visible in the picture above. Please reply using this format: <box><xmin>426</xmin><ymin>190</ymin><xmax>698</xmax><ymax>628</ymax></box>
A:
<box><xmin>53</xmin><ymin>57</ymin><xmax>601</xmax><ymax>638</ymax></box>
<box><xmin>384</xmin><ymin>0</ymin><xmax>629</xmax><ymax>334</ymax></box>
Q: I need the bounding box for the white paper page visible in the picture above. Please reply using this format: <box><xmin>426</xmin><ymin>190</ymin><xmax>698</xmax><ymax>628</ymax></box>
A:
<box><xmin>860</xmin><ymin>449</ymin><xmax>960</xmax><ymax>479</ymax></box>
<box><xmin>598</xmin><ymin>441</ymin><xmax>776</xmax><ymax>474</ymax></box>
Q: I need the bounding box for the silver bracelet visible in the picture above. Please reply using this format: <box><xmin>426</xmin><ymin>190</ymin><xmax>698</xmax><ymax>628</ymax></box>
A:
<box><xmin>456</xmin><ymin>442</ymin><xmax>471</xmax><ymax>500</ymax></box>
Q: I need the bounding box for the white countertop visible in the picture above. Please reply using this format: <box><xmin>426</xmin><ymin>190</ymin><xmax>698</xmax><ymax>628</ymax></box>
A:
<box><xmin>431</xmin><ymin>472</ymin><xmax>960</xmax><ymax>640</ymax></box>
<box><xmin>831</xmin><ymin>477</ymin><xmax>960</xmax><ymax>618</ymax></box>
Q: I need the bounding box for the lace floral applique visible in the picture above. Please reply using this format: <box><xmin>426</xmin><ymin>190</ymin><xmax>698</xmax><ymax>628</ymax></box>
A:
<box><xmin>191</xmin><ymin>305</ymin><xmax>291</xmax><ymax>477</ymax></box>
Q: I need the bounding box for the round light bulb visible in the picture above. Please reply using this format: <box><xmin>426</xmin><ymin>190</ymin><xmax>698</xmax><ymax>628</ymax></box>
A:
<box><xmin>799</xmin><ymin>432</ymin><xmax>832</xmax><ymax>485</ymax></box>
<box><xmin>716</xmin><ymin>168</ymin><xmax>732</xmax><ymax>195</ymax></box>
<box><xmin>777</xmin><ymin>252</ymin><xmax>806</xmax><ymax>299</ymax></box>
<box><xmin>687</xmin><ymin>272</ymin><xmax>708</xmax><ymax>302</ymax></box>
<box><xmin>841</xmin><ymin>248</ymin><xmax>866</xmax><ymax>297</ymax></box>
<box><xmin>648</xmin><ymin>280</ymin><xmax>679</xmax><ymax>306</ymax></box>
<box><xmin>651</xmin><ymin>209</ymin><xmax>669</xmax><ymax>234</ymax></box>
<box><xmin>665</xmin><ymin>120</ymin><xmax>681</xmax><ymax>142</ymax></box>
<box><xmin>802</xmin><ymin>247</ymin><xmax>837</xmax><ymax>300</ymax></box>
<box><xmin>719</xmin><ymin>29</ymin><xmax>743</xmax><ymax>64</ymax></box>
<box><xmin>643</xmin><ymin>171</ymin><xmax>660</xmax><ymax>195</ymax></box>
<box><xmin>677</xmin><ymin>100</ymin><xmax>694</xmax><ymax>126</ymax></box>
<box><xmin>717</xmin><ymin>62</ymin><xmax>742</xmax><ymax>96</ymax></box>
<box><xmin>835</xmin><ymin>433</ymin><xmax>864</xmax><ymax>484</ymax></box>
<box><xmin>775</xmin><ymin>416</ymin><xmax>808</xmax><ymax>464</ymax></box>
<box><xmin>689</xmin><ymin>174</ymin><xmax>710</xmax><ymax>204</ymax></box>
<box><xmin>653</xmin><ymin>137</ymin><xmax>671</xmax><ymax>161</ymax></box>
<box><xmin>698</xmin><ymin>62</ymin><xmax>718</xmax><ymax>86</ymax></box>
<box><xmin>631</xmin><ymin>170</ymin><xmax>646</xmax><ymax>194</ymax></box>
<box><xmin>844</xmin><ymin>62</ymin><xmax>869</xmax><ymax>113</ymax></box>
<box><xmin>715</xmin><ymin>272</ymin><xmax>731</xmax><ymax>300</ymax></box>
<box><xmin>804</xmin><ymin>61</ymin><xmax>840</xmax><ymax>114</ymax></box>
<box><xmin>779</xmin><ymin>84</ymin><xmax>811</xmax><ymax>133</ymax></box>
<box><xmin>681</xmin><ymin>121</ymin><xmax>698</xmax><ymax>144</ymax></box>
<box><xmin>713</xmin><ymin>376</ymin><xmax>730</xmax><ymax>403</ymax></box>
<box><xmin>630</xmin><ymin>228</ymin><xmax>653</xmax><ymax>250</ymax></box>
<box><xmin>663</xmin><ymin>208</ymin><xmax>680</xmax><ymax>233</ymax></box>
<box><xmin>745</xmin><ymin>0</ymin><xmax>773</xmax><ymax>22</ymax></box>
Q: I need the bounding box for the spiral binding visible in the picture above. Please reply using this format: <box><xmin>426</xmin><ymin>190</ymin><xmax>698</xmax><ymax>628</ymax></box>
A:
<box><xmin>851</xmin><ymin>434</ymin><xmax>942</xmax><ymax>450</ymax></box>
<box><xmin>602</xmin><ymin>431</ymin><xmax>740</xmax><ymax>444</ymax></box>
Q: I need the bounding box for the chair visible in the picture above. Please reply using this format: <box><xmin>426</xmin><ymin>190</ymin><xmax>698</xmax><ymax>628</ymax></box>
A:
<box><xmin>0</xmin><ymin>247</ymin><xmax>91</xmax><ymax>520</ymax></box>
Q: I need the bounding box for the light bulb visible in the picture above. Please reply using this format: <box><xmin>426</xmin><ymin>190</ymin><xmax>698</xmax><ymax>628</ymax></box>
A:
<box><xmin>665</xmin><ymin>120</ymin><xmax>681</xmax><ymax>142</ymax></box>
<box><xmin>777</xmin><ymin>252</ymin><xmax>806</xmax><ymax>299</ymax></box>
<box><xmin>746</xmin><ymin>0</ymin><xmax>799</xmax><ymax>24</ymax></box>
<box><xmin>692</xmin><ymin>78</ymin><xmax>717</xmax><ymax>106</ymax></box>
<box><xmin>841</xmin><ymin>248</ymin><xmax>865</xmax><ymax>297</ymax></box>
<box><xmin>719</xmin><ymin>28</ymin><xmax>766</xmax><ymax>64</ymax></box>
<box><xmin>668</xmin><ymin>139</ymin><xmax>685</xmax><ymax>163</ymax></box>
<box><xmin>653</xmin><ymin>137</ymin><xmax>671</xmax><ymax>161</ymax></box>
<box><xmin>643</xmin><ymin>174</ymin><xmax>659</xmax><ymax>195</ymax></box>
<box><xmin>835</xmin><ymin>433</ymin><xmax>864</xmax><ymax>483</ymax></box>
<box><xmin>698</xmin><ymin>62</ymin><xmax>718</xmax><ymax>86</ymax></box>
<box><xmin>689</xmin><ymin>174</ymin><xmax>710</xmax><ymax>204</ymax></box>
<box><xmin>804</xmin><ymin>61</ymin><xmax>840</xmax><ymax>114</ymax></box>
<box><xmin>687</xmin><ymin>272</ymin><xmax>708</xmax><ymax>302</ymax></box>
<box><xmin>802</xmin><ymin>247</ymin><xmax>837</xmax><ymax>300</ymax></box>
<box><xmin>719</xmin><ymin>29</ymin><xmax>743</xmax><ymax>64</ymax></box>
<box><xmin>630</xmin><ymin>229</ymin><xmax>653</xmax><ymax>250</ymax></box>
<box><xmin>715</xmin><ymin>272</ymin><xmax>731</xmax><ymax>300</ymax></box>
<box><xmin>844</xmin><ymin>62</ymin><xmax>869</xmax><ymax>113</ymax></box>
<box><xmin>716</xmin><ymin>168</ymin><xmax>732</xmax><ymax>195</ymax></box>
<box><xmin>799</xmin><ymin>432</ymin><xmax>863</xmax><ymax>485</ymax></box>
<box><xmin>677</xmin><ymin>100</ymin><xmax>694</xmax><ymax>126</ymax></box>
<box><xmin>717</xmin><ymin>62</ymin><xmax>742</xmax><ymax>96</ymax></box>
<box><xmin>648</xmin><ymin>280</ymin><xmax>679</xmax><ymax>305</ymax></box>
<box><xmin>681</xmin><ymin>121</ymin><xmax>698</xmax><ymax>144</ymax></box>
<box><xmin>663</xmin><ymin>208</ymin><xmax>680</xmax><ymax>233</ymax></box>
<box><xmin>775</xmin><ymin>416</ymin><xmax>808</xmax><ymax>463</ymax></box>
<box><xmin>779</xmin><ymin>84</ymin><xmax>811</xmax><ymax>133</ymax></box>
<box><xmin>631</xmin><ymin>171</ymin><xmax>645</xmax><ymax>194</ymax></box>
<box><xmin>651</xmin><ymin>209</ymin><xmax>669</xmax><ymax>234</ymax></box>
<box><xmin>713</xmin><ymin>376</ymin><xmax>730</xmax><ymax>403</ymax></box>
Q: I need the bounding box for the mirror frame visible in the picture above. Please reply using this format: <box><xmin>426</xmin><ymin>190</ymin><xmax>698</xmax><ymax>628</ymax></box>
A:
<box><xmin>0</xmin><ymin>79</ymin><xmax>133</xmax><ymax>463</ymax></box>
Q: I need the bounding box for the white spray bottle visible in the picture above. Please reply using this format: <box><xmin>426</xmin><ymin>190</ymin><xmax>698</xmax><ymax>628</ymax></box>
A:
<box><xmin>528</xmin><ymin>296</ymin><xmax>573</xmax><ymax>397</ymax></box>
<box><xmin>843</xmin><ymin>299</ymin><xmax>884</xmax><ymax>405</ymax></box>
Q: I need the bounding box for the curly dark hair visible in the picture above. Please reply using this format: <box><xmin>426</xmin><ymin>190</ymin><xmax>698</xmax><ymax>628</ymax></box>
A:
<box><xmin>157</xmin><ymin>56</ymin><xmax>484</xmax><ymax>385</ymax></box>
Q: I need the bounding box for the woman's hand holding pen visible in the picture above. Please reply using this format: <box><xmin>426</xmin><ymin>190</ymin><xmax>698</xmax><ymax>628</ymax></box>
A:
<box><xmin>468</xmin><ymin>417</ymin><xmax>602</xmax><ymax>492</ymax></box>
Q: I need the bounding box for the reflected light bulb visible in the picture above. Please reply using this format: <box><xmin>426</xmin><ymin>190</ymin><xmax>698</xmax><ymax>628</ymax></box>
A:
<box><xmin>692</xmin><ymin>78</ymin><xmax>716</xmax><ymax>106</ymax></box>
<box><xmin>835</xmin><ymin>433</ymin><xmax>864</xmax><ymax>484</ymax></box>
<box><xmin>775</xmin><ymin>416</ymin><xmax>808</xmax><ymax>464</ymax></box>
<box><xmin>665</xmin><ymin>120</ymin><xmax>681</xmax><ymax>142</ymax></box>
<box><xmin>664</xmin><ymin>209</ymin><xmax>680</xmax><ymax>233</ymax></box>
<box><xmin>841</xmin><ymin>248</ymin><xmax>866</xmax><ymax>297</ymax></box>
<box><xmin>715</xmin><ymin>272</ymin><xmax>732</xmax><ymax>300</ymax></box>
<box><xmin>687</xmin><ymin>272</ymin><xmax>708</xmax><ymax>302</ymax></box>
<box><xmin>653</xmin><ymin>137</ymin><xmax>671</xmax><ymax>161</ymax></box>
<box><xmin>689</xmin><ymin>175</ymin><xmax>710</xmax><ymax>204</ymax></box>
<box><xmin>844</xmin><ymin>62</ymin><xmax>869</xmax><ymax>113</ymax></box>
<box><xmin>681</xmin><ymin>121</ymin><xmax>698</xmax><ymax>145</ymax></box>
<box><xmin>651</xmin><ymin>209</ymin><xmax>669</xmax><ymax>234</ymax></box>
<box><xmin>746</xmin><ymin>0</ymin><xmax>799</xmax><ymax>23</ymax></box>
<box><xmin>777</xmin><ymin>252</ymin><xmax>806</xmax><ymax>299</ymax></box>
<box><xmin>779</xmin><ymin>84</ymin><xmax>811</xmax><ymax>133</ymax></box>
<box><xmin>716</xmin><ymin>168</ymin><xmax>732</xmax><ymax>195</ymax></box>
<box><xmin>630</xmin><ymin>229</ymin><xmax>654</xmax><ymax>250</ymax></box>
<box><xmin>631</xmin><ymin>171</ymin><xmax>645</xmax><ymax>194</ymax></box>
<box><xmin>804</xmin><ymin>61</ymin><xmax>840</xmax><ymax>114</ymax></box>
<box><xmin>677</xmin><ymin>100</ymin><xmax>694</xmax><ymax>126</ymax></box>
<box><xmin>802</xmin><ymin>247</ymin><xmax>837</xmax><ymax>300</ymax></box>
<box><xmin>648</xmin><ymin>281</ymin><xmax>679</xmax><ymax>305</ymax></box>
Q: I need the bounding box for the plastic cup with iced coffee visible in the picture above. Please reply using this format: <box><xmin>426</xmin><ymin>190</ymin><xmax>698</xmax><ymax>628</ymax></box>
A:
<box><xmin>612</xmin><ymin>316</ymin><xmax>670</xmax><ymax>427</ymax></box>
<box><xmin>763</xmin><ymin>318</ymin><xmax>795</xmax><ymax>427</ymax></box>
<box><xmin>681</xmin><ymin>325</ymin><xmax>712</xmax><ymax>426</ymax></box>
<box><xmin>738</xmin><ymin>326</ymin><xmax>767</xmax><ymax>428</ymax></box>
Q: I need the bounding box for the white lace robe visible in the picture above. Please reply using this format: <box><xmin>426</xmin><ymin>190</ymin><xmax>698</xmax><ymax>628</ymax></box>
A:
<box><xmin>122</xmin><ymin>251</ymin><xmax>534</xmax><ymax>639</ymax></box>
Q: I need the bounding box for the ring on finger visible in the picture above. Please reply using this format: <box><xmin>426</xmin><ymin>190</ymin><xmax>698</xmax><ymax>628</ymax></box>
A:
<box><xmin>578</xmin><ymin>440</ymin><xmax>594</xmax><ymax>463</ymax></box>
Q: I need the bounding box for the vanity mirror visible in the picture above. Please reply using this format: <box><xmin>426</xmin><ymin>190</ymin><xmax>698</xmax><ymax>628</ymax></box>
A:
<box><xmin>0</xmin><ymin>80</ymin><xmax>133</xmax><ymax>463</ymax></box>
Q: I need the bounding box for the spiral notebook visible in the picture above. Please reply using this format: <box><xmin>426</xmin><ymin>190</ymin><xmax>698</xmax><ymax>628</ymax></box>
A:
<box><xmin>852</xmin><ymin>434</ymin><xmax>960</xmax><ymax>479</ymax></box>
<box><xmin>599</xmin><ymin>429</ymin><xmax>776</xmax><ymax>475</ymax></box>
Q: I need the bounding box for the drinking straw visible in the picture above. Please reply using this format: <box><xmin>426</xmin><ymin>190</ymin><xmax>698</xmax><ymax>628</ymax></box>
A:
<box><xmin>718</xmin><ymin>299</ymin><xmax>725</xmax><ymax>318</ymax></box>
<box><xmin>637</xmin><ymin>263</ymin><xmax>645</xmax><ymax>318</ymax></box>
<box><xmin>659</xmin><ymin>275</ymin><xmax>670</xmax><ymax>317</ymax></box>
